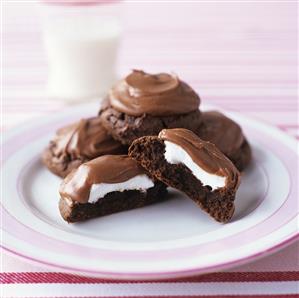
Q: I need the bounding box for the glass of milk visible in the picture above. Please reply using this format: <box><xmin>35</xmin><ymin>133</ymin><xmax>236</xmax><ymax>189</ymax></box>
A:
<box><xmin>40</xmin><ymin>1</ymin><xmax>122</xmax><ymax>102</ymax></box>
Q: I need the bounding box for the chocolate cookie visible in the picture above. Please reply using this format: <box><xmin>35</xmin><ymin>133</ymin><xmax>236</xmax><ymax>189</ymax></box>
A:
<box><xmin>129</xmin><ymin>129</ymin><xmax>240</xmax><ymax>223</ymax></box>
<box><xmin>99</xmin><ymin>70</ymin><xmax>202</xmax><ymax>145</ymax></box>
<box><xmin>196</xmin><ymin>111</ymin><xmax>251</xmax><ymax>171</ymax></box>
<box><xmin>59</xmin><ymin>155</ymin><xmax>167</xmax><ymax>222</ymax></box>
<box><xmin>42</xmin><ymin>117</ymin><xmax>127</xmax><ymax>178</ymax></box>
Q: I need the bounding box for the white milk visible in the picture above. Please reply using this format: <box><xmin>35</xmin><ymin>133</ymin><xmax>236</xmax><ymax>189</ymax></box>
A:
<box><xmin>43</xmin><ymin>17</ymin><xmax>120</xmax><ymax>101</ymax></box>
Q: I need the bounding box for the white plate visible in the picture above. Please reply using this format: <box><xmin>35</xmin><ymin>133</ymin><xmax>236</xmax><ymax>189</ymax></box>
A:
<box><xmin>1</xmin><ymin>103</ymin><xmax>298</xmax><ymax>279</ymax></box>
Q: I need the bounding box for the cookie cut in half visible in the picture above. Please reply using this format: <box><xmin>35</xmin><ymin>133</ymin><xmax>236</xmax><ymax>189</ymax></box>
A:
<box><xmin>59</xmin><ymin>155</ymin><xmax>167</xmax><ymax>222</ymax></box>
<box><xmin>129</xmin><ymin>128</ymin><xmax>241</xmax><ymax>223</ymax></box>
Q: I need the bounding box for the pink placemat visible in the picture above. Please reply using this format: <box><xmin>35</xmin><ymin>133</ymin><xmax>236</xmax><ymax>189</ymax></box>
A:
<box><xmin>2</xmin><ymin>1</ymin><xmax>298</xmax><ymax>297</ymax></box>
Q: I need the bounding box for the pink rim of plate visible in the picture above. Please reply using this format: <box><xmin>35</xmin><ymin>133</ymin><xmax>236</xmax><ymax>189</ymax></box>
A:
<box><xmin>1</xmin><ymin>105</ymin><xmax>298</xmax><ymax>279</ymax></box>
<box><xmin>3</xmin><ymin>233</ymin><xmax>299</xmax><ymax>280</ymax></box>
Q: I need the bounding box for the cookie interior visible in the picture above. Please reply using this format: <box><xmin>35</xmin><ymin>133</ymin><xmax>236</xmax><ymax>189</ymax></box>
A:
<box><xmin>59</xmin><ymin>182</ymin><xmax>167</xmax><ymax>223</ymax></box>
<box><xmin>129</xmin><ymin>136</ymin><xmax>236</xmax><ymax>223</ymax></box>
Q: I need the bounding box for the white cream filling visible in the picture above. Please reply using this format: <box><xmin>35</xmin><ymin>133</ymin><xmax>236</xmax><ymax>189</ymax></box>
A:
<box><xmin>164</xmin><ymin>141</ymin><xmax>226</xmax><ymax>190</ymax></box>
<box><xmin>88</xmin><ymin>174</ymin><xmax>154</xmax><ymax>203</ymax></box>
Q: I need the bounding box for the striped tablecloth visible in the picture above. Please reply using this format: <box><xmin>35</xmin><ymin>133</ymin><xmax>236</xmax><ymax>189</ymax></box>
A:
<box><xmin>2</xmin><ymin>1</ymin><xmax>298</xmax><ymax>297</ymax></box>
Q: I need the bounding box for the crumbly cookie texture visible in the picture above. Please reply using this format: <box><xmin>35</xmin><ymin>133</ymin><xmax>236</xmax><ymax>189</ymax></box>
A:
<box><xmin>129</xmin><ymin>129</ymin><xmax>241</xmax><ymax>223</ymax></box>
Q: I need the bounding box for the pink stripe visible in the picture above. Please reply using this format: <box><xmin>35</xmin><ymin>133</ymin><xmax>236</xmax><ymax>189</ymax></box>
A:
<box><xmin>3</xmin><ymin>24</ymin><xmax>297</xmax><ymax>32</ymax></box>
<box><xmin>2</xmin><ymin>28</ymin><xmax>297</xmax><ymax>36</ymax></box>
<box><xmin>2</xmin><ymin>26</ymin><xmax>297</xmax><ymax>33</ymax></box>
<box><xmin>3</xmin><ymin>80</ymin><xmax>298</xmax><ymax>87</ymax></box>
<box><xmin>2</xmin><ymin>98</ymin><xmax>297</xmax><ymax>104</ymax></box>
<box><xmin>279</xmin><ymin>124</ymin><xmax>299</xmax><ymax>128</ymax></box>
<box><xmin>3</xmin><ymin>41</ymin><xmax>296</xmax><ymax>50</ymax></box>
<box><xmin>1</xmin><ymin>271</ymin><xmax>299</xmax><ymax>284</ymax></box>
<box><xmin>2</xmin><ymin>103</ymin><xmax>297</xmax><ymax>111</ymax></box>
<box><xmin>0</xmin><ymin>296</ymin><xmax>294</xmax><ymax>298</ymax></box>
<box><xmin>3</xmin><ymin>53</ymin><xmax>297</xmax><ymax>62</ymax></box>
<box><xmin>2</xmin><ymin>107</ymin><xmax>297</xmax><ymax>114</ymax></box>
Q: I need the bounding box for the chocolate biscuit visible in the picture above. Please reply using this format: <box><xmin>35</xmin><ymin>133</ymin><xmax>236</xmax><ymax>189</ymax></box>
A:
<box><xmin>59</xmin><ymin>155</ymin><xmax>167</xmax><ymax>222</ymax></box>
<box><xmin>99</xmin><ymin>70</ymin><xmax>202</xmax><ymax>145</ymax></box>
<box><xmin>42</xmin><ymin>117</ymin><xmax>126</xmax><ymax>178</ymax></box>
<box><xmin>99</xmin><ymin>103</ymin><xmax>202</xmax><ymax>145</ymax></box>
<box><xmin>59</xmin><ymin>182</ymin><xmax>167</xmax><ymax>223</ymax></box>
<box><xmin>129</xmin><ymin>129</ymin><xmax>240</xmax><ymax>223</ymax></box>
<box><xmin>196</xmin><ymin>111</ymin><xmax>251</xmax><ymax>171</ymax></box>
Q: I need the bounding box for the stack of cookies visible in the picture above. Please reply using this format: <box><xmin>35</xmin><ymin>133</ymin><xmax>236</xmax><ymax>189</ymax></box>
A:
<box><xmin>42</xmin><ymin>70</ymin><xmax>251</xmax><ymax>223</ymax></box>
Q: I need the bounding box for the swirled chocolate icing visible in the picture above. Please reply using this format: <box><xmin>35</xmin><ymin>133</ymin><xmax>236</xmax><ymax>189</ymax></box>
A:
<box><xmin>59</xmin><ymin>155</ymin><xmax>146</xmax><ymax>203</ymax></box>
<box><xmin>51</xmin><ymin>117</ymin><xmax>125</xmax><ymax>160</ymax></box>
<box><xmin>108</xmin><ymin>70</ymin><xmax>200</xmax><ymax>116</ymax></box>
<box><xmin>159</xmin><ymin>128</ymin><xmax>240</xmax><ymax>189</ymax></box>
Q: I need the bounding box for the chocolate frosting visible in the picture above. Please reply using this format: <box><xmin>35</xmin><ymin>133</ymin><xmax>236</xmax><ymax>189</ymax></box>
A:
<box><xmin>198</xmin><ymin>111</ymin><xmax>244</xmax><ymax>156</ymax></box>
<box><xmin>52</xmin><ymin>117</ymin><xmax>125</xmax><ymax>160</ymax></box>
<box><xmin>59</xmin><ymin>155</ymin><xmax>147</xmax><ymax>203</ymax></box>
<box><xmin>159</xmin><ymin>128</ymin><xmax>240</xmax><ymax>189</ymax></box>
<box><xmin>108</xmin><ymin>70</ymin><xmax>200</xmax><ymax>116</ymax></box>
